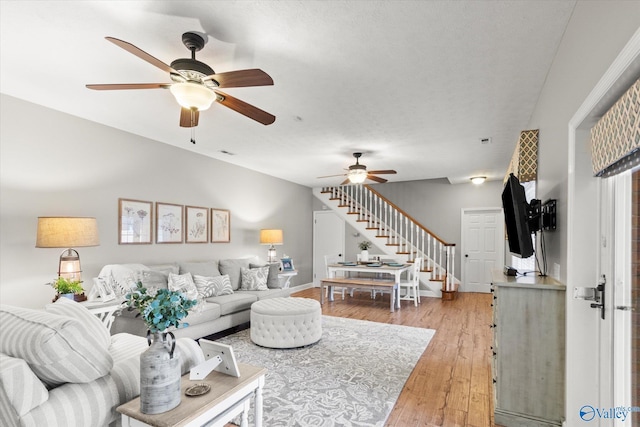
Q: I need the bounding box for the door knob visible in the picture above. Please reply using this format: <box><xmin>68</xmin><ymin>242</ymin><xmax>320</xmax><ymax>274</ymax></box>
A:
<box><xmin>465</xmin><ymin>254</ymin><xmax>469</xmax><ymax>258</ymax></box>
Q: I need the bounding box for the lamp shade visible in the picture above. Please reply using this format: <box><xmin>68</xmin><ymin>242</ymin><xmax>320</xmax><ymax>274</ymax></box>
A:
<box><xmin>169</xmin><ymin>82</ymin><xmax>216</xmax><ymax>111</ymax></box>
<box><xmin>260</xmin><ymin>229</ymin><xmax>283</xmax><ymax>245</ymax></box>
<box><xmin>36</xmin><ymin>217</ymin><xmax>100</xmax><ymax>248</ymax></box>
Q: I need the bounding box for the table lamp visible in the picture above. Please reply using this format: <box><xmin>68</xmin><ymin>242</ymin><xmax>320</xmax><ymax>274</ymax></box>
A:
<box><xmin>259</xmin><ymin>229</ymin><xmax>283</xmax><ymax>263</ymax></box>
<box><xmin>36</xmin><ymin>217</ymin><xmax>100</xmax><ymax>282</ymax></box>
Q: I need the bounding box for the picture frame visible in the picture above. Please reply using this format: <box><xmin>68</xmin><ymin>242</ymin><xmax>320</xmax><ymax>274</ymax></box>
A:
<box><xmin>156</xmin><ymin>202</ymin><xmax>184</xmax><ymax>243</ymax></box>
<box><xmin>118</xmin><ymin>198</ymin><xmax>153</xmax><ymax>244</ymax></box>
<box><xmin>211</xmin><ymin>208</ymin><xmax>230</xmax><ymax>243</ymax></box>
<box><xmin>92</xmin><ymin>277</ymin><xmax>116</xmax><ymax>302</ymax></box>
<box><xmin>280</xmin><ymin>258</ymin><xmax>295</xmax><ymax>271</ymax></box>
<box><xmin>185</xmin><ymin>206</ymin><xmax>209</xmax><ymax>243</ymax></box>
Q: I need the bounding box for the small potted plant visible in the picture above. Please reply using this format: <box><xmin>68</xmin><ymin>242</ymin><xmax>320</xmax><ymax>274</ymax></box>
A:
<box><xmin>51</xmin><ymin>277</ymin><xmax>85</xmax><ymax>302</ymax></box>
<box><xmin>359</xmin><ymin>240</ymin><xmax>372</xmax><ymax>262</ymax></box>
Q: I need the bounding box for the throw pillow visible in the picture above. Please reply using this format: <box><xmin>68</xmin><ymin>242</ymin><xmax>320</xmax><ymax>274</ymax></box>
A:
<box><xmin>45</xmin><ymin>298</ymin><xmax>111</xmax><ymax>350</ymax></box>
<box><xmin>0</xmin><ymin>304</ymin><xmax>113</xmax><ymax>388</ymax></box>
<box><xmin>250</xmin><ymin>262</ymin><xmax>280</xmax><ymax>289</ymax></box>
<box><xmin>240</xmin><ymin>267</ymin><xmax>269</xmax><ymax>291</ymax></box>
<box><xmin>140</xmin><ymin>270</ymin><xmax>169</xmax><ymax>290</ymax></box>
<box><xmin>193</xmin><ymin>274</ymin><xmax>234</xmax><ymax>298</ymax></box>
<box><xmin>219</xmin><ymin>257</ymin><xmax>259</xmax><ymax>290</ymax></box>
<box><xmin>168</xmin><ymin>272</ymin><xmax>198</xmax><ymax>300</ymax></box>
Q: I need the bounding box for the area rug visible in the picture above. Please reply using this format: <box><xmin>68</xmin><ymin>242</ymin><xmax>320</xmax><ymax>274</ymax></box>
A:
<box><xmin>216</xmin><ymin>315</ymin><xmax>435</xmax><ymax>426</ymax></box>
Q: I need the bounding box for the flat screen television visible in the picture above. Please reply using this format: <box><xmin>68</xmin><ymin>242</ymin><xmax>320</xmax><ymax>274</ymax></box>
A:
<box><xmin>502</xmin><ymin>173</ymin><xmax>535</xmax><ymax>258</ymax></box>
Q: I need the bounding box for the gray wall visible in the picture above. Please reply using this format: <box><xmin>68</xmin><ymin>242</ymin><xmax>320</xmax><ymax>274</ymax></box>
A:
<box><xmin>0</xmin><ymin>94</ymin><xmax>313</xmax><ymax>309</ymax></box>
<box><xmin>526</xmin><ymin>1</ymin><xmax>639</xmax><ymax>283</ymax></box>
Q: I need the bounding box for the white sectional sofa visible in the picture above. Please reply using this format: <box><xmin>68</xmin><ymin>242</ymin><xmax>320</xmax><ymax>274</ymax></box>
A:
<box><xmin>0</xmin><ymin>299</ymin><xmax>205</xmax><ymax>427</ymax></box>
<box><xmin>104</xmin><ymin>256</ymin><xmax>292</xmax><ymax>340</ymax></box>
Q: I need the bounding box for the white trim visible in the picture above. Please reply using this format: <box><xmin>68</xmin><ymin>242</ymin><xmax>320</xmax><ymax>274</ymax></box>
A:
<box><xmin>566</xmin><ymin>27</ymin><xmax>640</xmax><ymax>427</ymax></box>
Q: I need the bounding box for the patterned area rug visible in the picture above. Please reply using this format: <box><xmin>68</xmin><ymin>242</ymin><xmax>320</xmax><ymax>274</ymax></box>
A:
<box><xmin>217</xmin><ymin>315</ymin><xmax>435</xmax><ymax>426</ymax></box>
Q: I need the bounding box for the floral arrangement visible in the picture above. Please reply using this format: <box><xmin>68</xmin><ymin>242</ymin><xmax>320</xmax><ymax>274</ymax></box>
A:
<box><xmin>125</xmin><ymin>282</ymin><xmax>198</xmax><ymax>333</ymax></box>
<box><xmin>358</xmin><ymin>240</ymin><xmax>372</xmax><ymax>251</ymax></box>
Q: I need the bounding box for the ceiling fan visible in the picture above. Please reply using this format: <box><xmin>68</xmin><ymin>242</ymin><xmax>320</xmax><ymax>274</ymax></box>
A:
<box><xmin>86</xmin><ymin>32</ymin><xmax>275</xmax><ymax>130</ymax></box>
<box><xmin>318</xmin><ymin>153</ymin><xmax>397</xmax><ymax>185</ymax></box>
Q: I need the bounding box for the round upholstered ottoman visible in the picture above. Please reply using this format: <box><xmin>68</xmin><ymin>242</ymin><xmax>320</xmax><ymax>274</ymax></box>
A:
<box><xmin>250</xmin><ymin>297</ymin><xmax>322</xmax><ymax>348</ymax></box>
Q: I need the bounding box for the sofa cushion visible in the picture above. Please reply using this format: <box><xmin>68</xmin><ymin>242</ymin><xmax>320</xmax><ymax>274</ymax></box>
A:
<box><xmin>0</xmin><ymin>353</ymin><xmax>49</xmax><ymax>417</ymax></box>
<box><xmin>193</xmin><ymin>274</ymin><xmax>233</xmax><ymax>298</ymax></box>
<box><xmin>140</xmin><ymin>269</ymin><xmax>169</xmax><ymax>290</ymax></box>
<box><xmin>146</xmin><ymin>262</ymin><xmax>179</xmax><ymax>275</ymax></box>
<box><xmin>179</xmin><ymin>302</ymin><xmax>222</xmax><ymax>327</ymax></box>
<box><xmin>168</xmin><ymin>272</ymin><xmax>199</xmax><ymax>300</ymax></box>
<box><xmin>179</xmin><ymin>261</ymin><xmax>220</xmax><ymax>277</ymax></box>
<box><xmin>205</xmin><ymin>293</ymin><xmax>258</xmax><ymax>316</ymax></box>
<box><xmin>0</xmin><ymin>305</ymin><xmax>113</xmax><ymax>388</ymax></box>
<box><xmin>240</xmin><ymin>288</ymin><xmax>292</xmax><ymax>300</ymax></box>
<box><xmin>45</xmin><ymin>298</ymin><xmax>111</xmax><ymax>350</ymax></box>
<box><xmin>218</xmin><ymin>257</ymin><xmax>259</xmax><ymax>290</ymax></box>
<box><xmin>250</xmin><ymin>262</ymin><xmax>281</xmax><ymax>288</ymax></box>
<box><xmin>240</xmin><ymin>267</ymin><xmax>269</xmax><ymax>291</ymax></box>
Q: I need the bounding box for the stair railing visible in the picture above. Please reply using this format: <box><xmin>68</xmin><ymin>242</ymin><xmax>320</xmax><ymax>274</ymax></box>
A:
<box><xmin>322</xmin><ymin>185</ymin><xmax>457</xmax><ymax>291</ymax></box>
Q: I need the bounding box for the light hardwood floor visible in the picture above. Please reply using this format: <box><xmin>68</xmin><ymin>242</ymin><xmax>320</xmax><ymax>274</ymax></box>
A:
<box><xmin>290</xmin><ymin>287</ymin><xmax>496</xmax><ymax>427</ymax></box>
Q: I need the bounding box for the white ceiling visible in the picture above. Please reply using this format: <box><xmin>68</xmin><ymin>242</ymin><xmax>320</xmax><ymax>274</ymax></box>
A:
<box><xmin>0</xmin><ymin>1</ymin><xmax>576</xmax><ymax>187</ymax></box>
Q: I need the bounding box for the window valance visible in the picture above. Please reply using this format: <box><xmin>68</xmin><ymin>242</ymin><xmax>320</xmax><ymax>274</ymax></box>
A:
<box><xmin>590</xmin><ymin>78</ymin><xmax>640</xmax><ymax>177</ymax></box>
<box><xmin>504</xmin><ymin>129</ymin><xmax>539</xmax><ymax>183</ymax></box>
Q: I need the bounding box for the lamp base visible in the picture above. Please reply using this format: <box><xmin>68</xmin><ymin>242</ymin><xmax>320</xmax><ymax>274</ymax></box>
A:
<box><xmin>267</xmin><ymin>246</ymin><xmax>277</xmax><ymax>263</ymax></box>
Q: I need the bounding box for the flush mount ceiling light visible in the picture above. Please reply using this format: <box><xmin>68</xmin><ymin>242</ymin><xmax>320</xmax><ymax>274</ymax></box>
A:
<box><xmin>470</xmin><ymin>176</ymin><xmax>487</xmax><ymax>185</ymax></box>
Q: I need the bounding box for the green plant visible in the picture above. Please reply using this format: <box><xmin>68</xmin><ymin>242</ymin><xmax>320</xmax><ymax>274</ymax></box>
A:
<box><xmin>52</xmin><ymin>277</ymin><xmax>84</xmax><ymax>295</ymax></box>
<box><xmin>125</xmin><ymin>282</ymin><xmax>198</xmax><ymax>332</ymax></box>
<box><xmin>358</xmin><ymin>240</ymin><xmax>372</xmax><ymax>251</ymax></box>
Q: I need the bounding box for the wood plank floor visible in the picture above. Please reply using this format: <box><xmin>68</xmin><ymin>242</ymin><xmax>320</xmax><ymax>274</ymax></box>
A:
<box><xmin>290</xmin><ymin>287</ymin><xmax>497</xmax><ymax>427</ymax></box>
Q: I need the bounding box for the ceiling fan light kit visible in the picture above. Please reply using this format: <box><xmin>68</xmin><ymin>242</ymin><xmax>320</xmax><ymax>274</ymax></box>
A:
<box><xmin>348</xmin><ymin>169</ymin><xmax>368</xmax><ymax>184</ymax></box>
<box><xmin>169</xmin><ymin>82</ymin><xmax>216</xmax><ymax>110</ymax></box>
<box><xmin>318</xmin><ymin>152</ymin><xmax>397</xmax><ymax>185</ymax></box>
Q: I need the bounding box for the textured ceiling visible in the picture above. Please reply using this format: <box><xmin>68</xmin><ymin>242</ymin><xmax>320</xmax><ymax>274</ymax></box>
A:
<box><xmin>0</xmin><ymin>1</ymin><xmax>576</xmax><ymax>187</ymax></box>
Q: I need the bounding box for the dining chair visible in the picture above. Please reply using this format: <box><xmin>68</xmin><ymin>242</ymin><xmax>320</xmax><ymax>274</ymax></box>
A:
<box><xmin>324</xmin><ymin>254</ymin><xmax>346</xmax><ymax>300</ymax></box>
<box><xmin>399</xmin><ymin>257</ymin><xmax>422</xmax><ymax>306</ymax></box>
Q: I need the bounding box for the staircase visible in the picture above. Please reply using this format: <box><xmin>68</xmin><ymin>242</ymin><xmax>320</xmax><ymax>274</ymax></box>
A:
<box><xmin>313</xmin><ymin>185</ymin><xmax>458</xmax><ymax>298</ymax></box>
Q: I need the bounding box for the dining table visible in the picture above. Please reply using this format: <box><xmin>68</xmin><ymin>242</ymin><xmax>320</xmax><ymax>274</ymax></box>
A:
<box><xmin>325</xmin><ymin>262</ymin><xmax>413</xmax><ymax>311</ymax></box>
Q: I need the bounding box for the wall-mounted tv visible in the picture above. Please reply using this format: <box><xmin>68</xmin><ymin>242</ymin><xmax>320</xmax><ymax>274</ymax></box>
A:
<box><xmin>502</xmin><ymin>173</ymin><xmax>535</xmax><ymax>258</ymax></box>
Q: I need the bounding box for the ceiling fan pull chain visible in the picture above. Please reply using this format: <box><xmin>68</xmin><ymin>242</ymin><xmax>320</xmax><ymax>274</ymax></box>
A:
<box><xmin>190</xmin><ymin>109</ymin><xmax>196</xmax><ymax>144</ymax></box>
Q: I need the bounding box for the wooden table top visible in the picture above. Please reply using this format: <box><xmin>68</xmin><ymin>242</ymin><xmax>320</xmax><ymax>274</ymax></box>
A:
<box><xmin>117</xmin><ymin>363</ymin><xmax>266</xmax><ymax>427</ymax></box>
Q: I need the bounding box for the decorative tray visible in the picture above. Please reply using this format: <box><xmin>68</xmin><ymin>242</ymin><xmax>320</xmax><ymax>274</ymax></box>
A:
<box><xmin>185</xmin><ymin>383</ymin><xmax>211</xmax><ymax>397</ymax></box>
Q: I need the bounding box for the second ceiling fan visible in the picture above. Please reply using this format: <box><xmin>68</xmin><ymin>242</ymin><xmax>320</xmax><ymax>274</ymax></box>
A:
<box><xmin>86</xmin><ymin>32</ymin><xmax>275</xmax><ymax>129</ymax></box>
<box><xmin>318</xmin><ymin>153</ymin><xmax>397</xmax><ymax>185</ymax></box>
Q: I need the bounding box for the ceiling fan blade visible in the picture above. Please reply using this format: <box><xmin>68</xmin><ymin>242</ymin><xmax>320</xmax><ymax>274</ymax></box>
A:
<box><xmin>205</xmin><ymin>69</ymin><xmax>274</xmax><ymax>88</ymax></box>
<box><xmin>367</xmin><ymin>175</ymin><xmax>388</xmax><ymax>183</ymax></box>
<box><xmin>180</xmin><ymin>108</ymin><xmax>199</xmax><ymax>128</ymax></box>
<box><xmin>86</xmin><ymin>83</ymin><xmax>170</xmax><ymax>90</ymax></box>
<box><xmin>106</xmin><ymin>37</ymin><xmax>179</xmax><ymax>74</ymax></box>
<box><xmin>340</xmin><ymin>179</ymin><xmax>351</xmax><ymax>186</ymax></box>
<box><xmin>367</xmin><ymin>170</ymin><xmax>397</xmax><ymax>175</ymax></box>
<box><xmin>214</xmin><ymin>90</ymin><xmax>276</xmax><ymax>125</ymax></box>
<box><xmin>317</xmin><ymin>173</ymin><xmax>348</xmax><ymax>178</ymax></box>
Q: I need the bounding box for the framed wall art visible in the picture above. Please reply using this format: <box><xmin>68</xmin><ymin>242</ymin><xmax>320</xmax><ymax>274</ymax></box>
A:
<box><xmin>118</xmin><ymin>198</ymin><xmax>153</xmax><ymax>244</ymax></box>
<box><xmin>156</xmin><ymin>202</ymin><xmax>184</xmax><ymax>243</ymax></box>
<box><xmin>211</xmin><ymin>208</ymin><xmax>230</xmax><ymax>243</ymax></box>
<box><xmin>185</xmin><ymin>205</ymin><xmax>209</xmax><ymax>243</ymax></box>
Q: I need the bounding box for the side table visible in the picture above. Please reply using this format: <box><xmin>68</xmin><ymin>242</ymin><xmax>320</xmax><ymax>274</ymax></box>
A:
<box><xmin>80</xmin><ymin>299</ymin><xmax>123</xmax><ymax>331</ymax></box>
<box><xmin>117</xmin><ymin>363</ymin><xmax>266</xmax><ymax>427</ymax></box>
<box><xmin>278</xmin><ymin>270</ymin><xmax>298</xmax><ymax>289</ymax></box>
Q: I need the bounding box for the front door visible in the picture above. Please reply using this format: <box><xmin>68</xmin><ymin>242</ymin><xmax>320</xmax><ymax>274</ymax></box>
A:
<box><xmin>461</xmin><ymin>208</ymin><xmax>504</xmax><ymax>293</ymax></box>
<box><xmin>312</xmin><ymin>211</ymin><xmax>345</xmax><ymax>286</ymax></box>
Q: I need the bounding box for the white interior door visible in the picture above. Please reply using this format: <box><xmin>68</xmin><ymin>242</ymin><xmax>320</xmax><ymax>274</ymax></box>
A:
<box><xmin>313</xmin><ymin>211</ymin><xmax>345</xmax><ymax>286</ymax></box>
<box><xmin>596</xmin><ymin>171</ymin><xmax>634</xmax><ymax>426</ymax></box>
<box><xmin>461</xmin><ymin>208</ymin><xmax>504</xmax><ymax>293</ymax></box>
